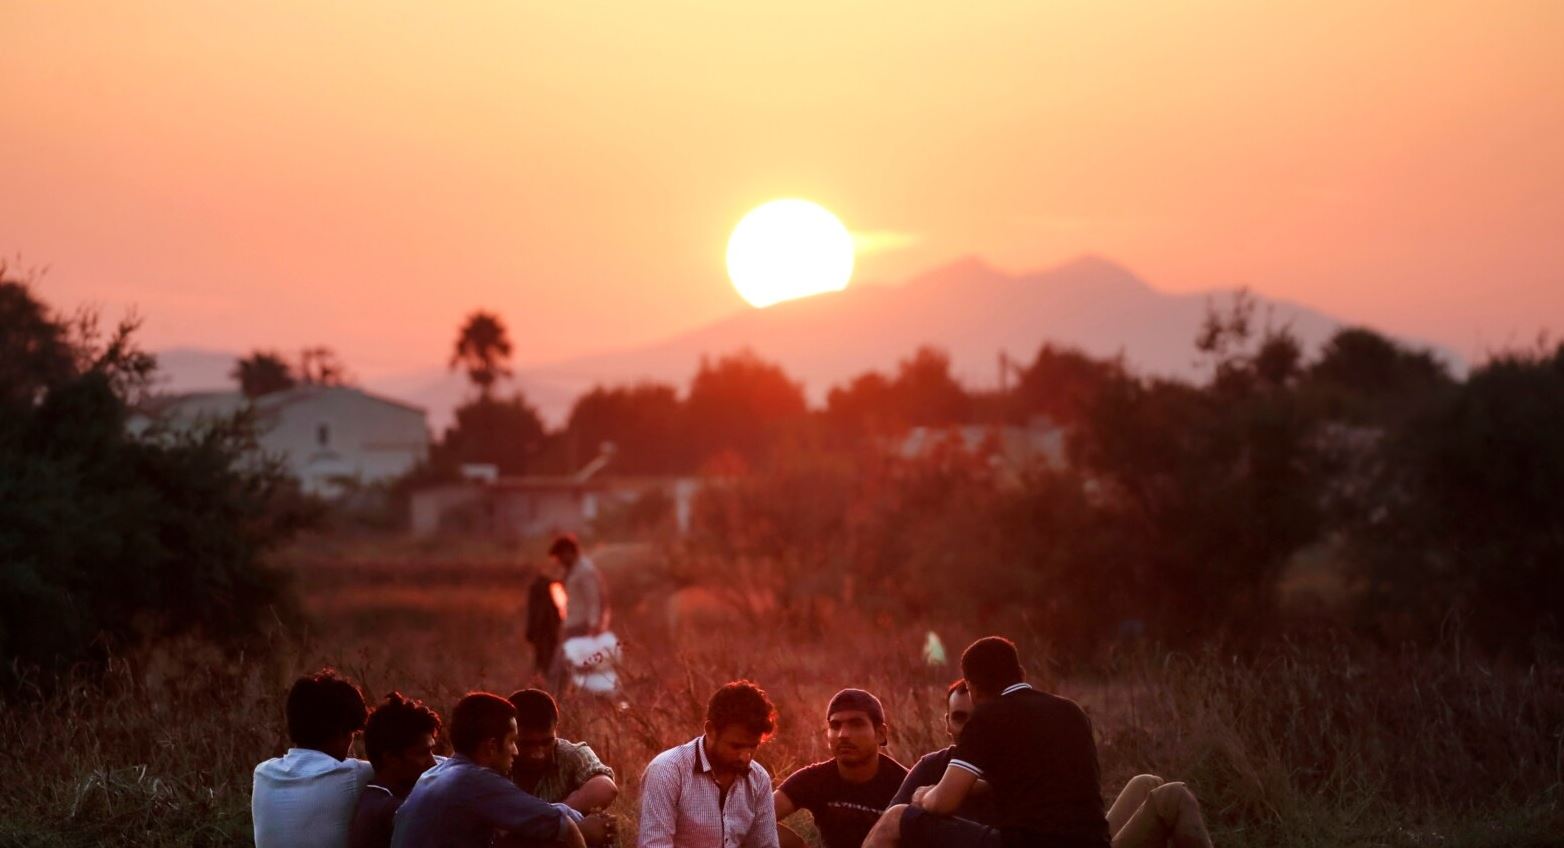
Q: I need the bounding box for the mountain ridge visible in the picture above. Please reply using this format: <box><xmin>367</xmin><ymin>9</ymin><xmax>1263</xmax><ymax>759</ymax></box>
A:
<box><xmin>152</xmin><ymin>255</ymin><xmax>1459</xmax><ymax>429</ymax></box>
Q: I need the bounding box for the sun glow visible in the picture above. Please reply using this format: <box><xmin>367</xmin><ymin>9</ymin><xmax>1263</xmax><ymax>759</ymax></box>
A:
<box><xmin>726</xmin><ymin>199</ymin><xmax>855</xmax><ymax>308</ymax></box>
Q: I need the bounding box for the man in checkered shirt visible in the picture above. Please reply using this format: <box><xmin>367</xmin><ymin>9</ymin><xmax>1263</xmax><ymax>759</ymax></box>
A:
<box><xmin>637</xmin><ymin>681</ymin><xmax>780</xmax><ymax>848</ymax></box>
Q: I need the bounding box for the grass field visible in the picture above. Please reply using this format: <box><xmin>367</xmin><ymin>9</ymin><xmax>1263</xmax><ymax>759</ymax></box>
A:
<box><xmin>2</xmin><ymin>534</ymin><xmax>1561</xmax><ymax>847</ymax></box>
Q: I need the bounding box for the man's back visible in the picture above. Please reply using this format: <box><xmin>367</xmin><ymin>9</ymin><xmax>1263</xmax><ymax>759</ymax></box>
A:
<box><xmin>253</xmin><ymin>748</ymin><xmax>374</xmax><ymax>848</ymax></box>
<box><xmin>951</xmin><ymin>685</ymin><xmax>1109</xmax><ymax>847</ymax></box>
<box><xmin>562</xmin><ymin>556</ymin><xmax>608</xmax><ymax>636</ymax></box>
<box><xmin>392</xmin><ymin>755</ymin><xmax>564</xmax><ymax>848</ymax></box>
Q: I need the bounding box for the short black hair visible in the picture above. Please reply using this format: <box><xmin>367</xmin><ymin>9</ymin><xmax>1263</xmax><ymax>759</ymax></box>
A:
<box><xmin>449</xmin><ymin>692</ymin><xmax>516</xmax><ymax>757</ymax></box>
<box><xmin>548</xmin><ymin>535</ymin><xmax>579</xmax><ymax>559</ymax></box>
<box><xmin>707</xmin><ymin>680</ymin><xmax>777</xmax><ymax>737</ymax></box>
<box><xmin>286</xmin><ymin>668</ymin><xmax>367</xmax><ymax>749</ymax></box>
<box><xmin>961</xmin><ymin>636</ymin><xmax>1024</xmax><ymax>695</ymax></box>
<box><xmin>507</xmin><ymin>688</ymin><xmax>559</xmax><ymax>733</ymax></box>
<box><xmin>364</xmin><ymin>692</ymin><xmax>442</xmax><ymax>769</ymax></box>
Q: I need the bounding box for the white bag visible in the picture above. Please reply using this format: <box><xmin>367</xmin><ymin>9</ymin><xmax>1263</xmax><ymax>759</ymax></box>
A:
<box><xmin>561</xmin><ymin>631</ymin><xmax>621</xmax><ymax>695</ymax></box>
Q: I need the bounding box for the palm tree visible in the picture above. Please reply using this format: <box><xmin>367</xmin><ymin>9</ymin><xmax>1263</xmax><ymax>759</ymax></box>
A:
<box><xmin>450</xmin><ymin>310</ymin><xmax>513</xmax><ymax>398</ymax></box>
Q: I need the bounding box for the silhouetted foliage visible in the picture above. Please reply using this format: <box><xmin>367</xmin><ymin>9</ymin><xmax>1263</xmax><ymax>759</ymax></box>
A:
<box><xmin>1012</xmin><ymin>343</ymin><xmax>1125</xmax><ymax>427</ymax></box>
<box><xmin>450</xmin><ymin>310</ymin><xmax>513</xmax><ymax>398</ymax></box>
<box><xmin>232</xmin><ymin>350</ymin><xmax>297</xmax><ymax>398</ymax></box>
<box><xmin>1347</xmin><ymin>341</ymin><xmax>1564</xmax><ymax>653</ymax></box>
<box><xmin>824</xmin><ymin>346</ymin><xmax>973</xmax><ymax>439</ymax></box>
<box><xmin>0</xmin><ymin>278</ymin><xmax>313</xmax><ymax>689</ymax></box>
<box><xmin>562</xmin><ymin>382</ymin><xmax>686</xmax><ymax>474</ymax></box>
<box><xmin>297</xmin><ymin>345</ymin><xmax>351</xmax><ymax>386</ymax></box>
<box><xmin>684</xmin><ymin>350</ymin><xmax>807</xmax><ymax>466</ymax></box>
<box><xmin>1303</xmin><ymin>326</ymin><xmax>1453</xmax><ymax>425</ymax></box>
<box><xmin>432</xmin><ymin>392</ymin><xmax>547</xmax><ymax>476</ymax></box>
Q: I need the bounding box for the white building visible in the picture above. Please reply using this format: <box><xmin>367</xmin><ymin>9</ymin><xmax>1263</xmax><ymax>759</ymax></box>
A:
<box><xmin>130</xmin><ymin>385</ymin><xmax>429</xmax><ymax>496</ymax></box>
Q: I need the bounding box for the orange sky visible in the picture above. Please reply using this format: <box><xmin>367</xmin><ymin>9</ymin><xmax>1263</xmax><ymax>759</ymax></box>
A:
<box><xmin>3</xmin><ymin>1</ymin><xmax>1561</xmax><ymax>377</ymax></box>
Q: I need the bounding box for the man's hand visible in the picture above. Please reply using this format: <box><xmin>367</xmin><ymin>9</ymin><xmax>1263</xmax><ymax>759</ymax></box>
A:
<box><xmin>576</xmin><ymin>813</ymin><xmax>611</xmax><ymax>846</ymax></box>
<box><xmin>910</xmin><ymin>785</ymin><xmax>932</xmax><ymax>807</ymax></box>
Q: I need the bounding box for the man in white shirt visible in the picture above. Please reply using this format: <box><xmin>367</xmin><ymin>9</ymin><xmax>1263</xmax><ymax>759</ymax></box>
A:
<box><xmin>253</xmin><ymin>668</ymin><xmax>374</xmax><ymax>848</ymax></box>
<box><xmin>637</xmin><ymin>680</ymin><xmax>780</xmax><ymax>848</ymax></box>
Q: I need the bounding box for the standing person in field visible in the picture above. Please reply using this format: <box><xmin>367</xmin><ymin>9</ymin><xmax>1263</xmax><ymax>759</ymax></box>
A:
<box><xmin>525</xmin><ymin>568</ymin><xmax>563</xmax><ymax>679</ymax></box>
<box><xmin>773</xmin><ymin>688</ymin><xmax>908</xmax><ymax>848</ymax></box>
<box><xmin>637</xmin><ymin>680</ymin><xmax>781</xmax><ymax>848</ymax></box>
<box><xmin>864</xmin><ymin>636</ymin><xmax>1110</xmax><ymax>848</ymax></box>
<box><xmin>392</xmin><ymin>692</ymin><xmax>590</xmax><ymax>848</ymax></box>
<box><xmin>554</xmin><ymin>535</ymin><xmax>609</xmax><ymax>639</ymax></box>
<box><xmin>548</xmin><ymin>534</ymin><xmax>610</xmax><ymax>690</ymax></box>
<box><xmin>499</xmin><ymin>688</ymin><xmax>618</xmax><ymax>847</ymax></box>
<box><xmin>253</xmin><ymin>668</ymin><xmax>374</xmax><ymax>848</ymax></box>
<box><xmin>889</xmin><ymin>680</ymin><xmax>999</xmax><ymax>827</ymax></box>
<box><xmin>349</xmin><ymin>692</ymin><xmax>443</xmax><ymax>848</ymax></box>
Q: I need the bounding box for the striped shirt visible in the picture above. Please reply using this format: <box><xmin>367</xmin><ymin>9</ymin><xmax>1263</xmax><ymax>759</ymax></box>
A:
<box><xmin>637</xmin><ymin>736</ymin><xmax>778</xmax><ymax>848</ymax></box>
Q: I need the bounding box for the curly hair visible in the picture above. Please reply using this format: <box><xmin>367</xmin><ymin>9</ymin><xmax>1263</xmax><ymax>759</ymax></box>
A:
<box><xmin>364</xmin><ymin>692</ymin><xmax>442</xmax><ymax>769</ymax></box>
<box><xmin>706</xmin><ymin>680</ymin><xmax>777</xmax><ymax>737</ymax></box>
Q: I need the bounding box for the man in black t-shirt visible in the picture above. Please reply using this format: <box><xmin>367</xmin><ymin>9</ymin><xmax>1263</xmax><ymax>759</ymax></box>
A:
<box><xmin>774</xmin><ymin>688</ymin><xmax>908</xmax><ymax>848</ymax></box>
<box><xmin>864</xmin><ymin>636</ymin><xmax>1110</xmax><ymax>848</ymax></box>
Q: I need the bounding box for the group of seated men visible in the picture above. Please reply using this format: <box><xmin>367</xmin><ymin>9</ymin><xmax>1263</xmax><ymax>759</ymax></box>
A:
<box><xmin>252</xmin><ymin>635</ymin><xmax>1214</xmax><ymax>848</ymax></box>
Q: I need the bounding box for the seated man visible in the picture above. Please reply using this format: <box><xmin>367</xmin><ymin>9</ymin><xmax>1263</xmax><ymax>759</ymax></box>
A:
<box><xmin>889</xmin><ymin>680</ymin><xmax>998</xmax><ymax>827</ymax></box>
<box><xmin>638</xmin><ymin>680</ymin><xmax>780</xmax><ymax>848</ymax></box>
<box><xmin>501</xmin><ymin>689</ymin><xmax>617</xmax><ymax>846</ymax></box>
<box><xmin>392</xmin><ymin>692</ymin><xmax>589</xmax><ymax>848</ymax></box>
<box><xmin>865</xmin><ymin>636</ymin><xmax>1111</xmax><ymax>848</ymax></box>
<box><xmin>253</xmin><ymin>668</ymin><xmax>374</xmax><ymax>848</ymax></box>
<box><xmin>897</xmin><ymin>682</ymin><xmax>1214</xmax><ymax>848</ymax></box>
<box><xmin>349</xmin><ymin>692</ymin><xmax>442</xmax><ymax>848</ymax></box>
<box><xmin>774</xmin><ymin>688</ymin><xmax>908</xmax><ymax>848</ymax></box>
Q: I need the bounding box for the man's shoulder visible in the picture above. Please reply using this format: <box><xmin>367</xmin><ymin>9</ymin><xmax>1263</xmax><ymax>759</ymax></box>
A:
<box><xmin>645</xmin><ymin>740</ymin><xmax>696</xmax><ymax>774</ymax></box>
<box><xmin>780</xmin><ymin>759</ymin><xmax>833</xmax><ymax>789</ymax></box>
<box><xmin>354</xmin><ymin>785</ymin><xmax>400</xmax><ymax>814</ymax></box>
<box><xmin>557</xmin><ymin>737</ymin><xmax>601</xmax><ymax>759</ymax></box>
<box><xmin>914</xmin><ymin>746</ymin><xmax>956</xmax><ymax>766</ymax></box>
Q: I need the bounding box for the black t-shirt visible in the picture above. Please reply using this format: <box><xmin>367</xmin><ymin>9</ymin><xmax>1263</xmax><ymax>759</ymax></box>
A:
<box><xmin>891</xmin><ymin>746</ymin><xmax>1001</xmax><ymax>826</ymax></box>
<box><xmin>951</xmin><ymin>685</ymin><xmax>1109</xmax><ymax>848</ymax></box>
<box><xmin>778</xmin><ymin>753</ymin><xmax>908</xmax><ymax>848</ymax></box>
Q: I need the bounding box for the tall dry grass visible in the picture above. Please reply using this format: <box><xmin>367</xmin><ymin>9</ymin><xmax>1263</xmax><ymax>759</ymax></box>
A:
<box><xmin>2</xmin><ymin>539</ymin><xmax>1560</xmax><ymax>847</ymax></box>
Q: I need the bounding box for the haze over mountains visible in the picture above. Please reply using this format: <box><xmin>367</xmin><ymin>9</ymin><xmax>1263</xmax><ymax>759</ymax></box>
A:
<box><xmin>155</xmin><ymin>256</ymin><xmax>1456</xmax><ymax>430</ymax></box>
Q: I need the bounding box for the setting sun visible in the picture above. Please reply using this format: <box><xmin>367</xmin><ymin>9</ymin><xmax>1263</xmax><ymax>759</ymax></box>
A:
<box><xmin>726</xmin><ymin>199</ymin><xmax>854</xmax><ymax>308</ymax></box>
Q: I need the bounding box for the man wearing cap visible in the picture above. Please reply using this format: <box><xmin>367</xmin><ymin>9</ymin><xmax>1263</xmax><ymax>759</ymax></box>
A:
<box><xmin>773</xmin><ymin>689</ymin><xmax>908</xmax><ymax>848</ymax></box>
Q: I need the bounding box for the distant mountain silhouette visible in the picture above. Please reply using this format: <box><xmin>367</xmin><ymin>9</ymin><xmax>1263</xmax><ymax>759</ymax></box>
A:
<box><xmin>153</xmin><ymin>256</ymin><xmax>1457</xmax><ymax>430</ymax></box>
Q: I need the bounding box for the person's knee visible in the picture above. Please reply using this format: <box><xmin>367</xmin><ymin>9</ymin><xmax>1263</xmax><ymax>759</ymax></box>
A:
<box><xmin>1126</xmin><ymin>774</ymin><xmax>1165</xmax><ymax>793</ymax></box>
<box><xmin>1148</xmin><ymin>781</ymin><xmax>1197</xmax><ymax>819</ymax></box>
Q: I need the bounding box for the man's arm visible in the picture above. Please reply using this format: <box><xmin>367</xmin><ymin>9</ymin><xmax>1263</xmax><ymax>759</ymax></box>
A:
<box><xmin>562</xmin><ymin>774</ymin><xmax>618</xmax><ymax>813</ymax></box>
<box><xmin>559</xmin><ymin>818</ymin><xmax>587</xmax><ymax>848</ymax></box>
<box><xmin>889</xmin><ymin>755</ymin><xmax>940</xmax><ymax>807</ymax></box>
<box><xmin>772</xmin><ymin>790</ymin><xmax>807</xmax><ymax>848</ymax></box>
<box><xmin>915</xmin><ymin>764</ymin><xmax>979</xmax><ymax>817</ymax></box>
<box><xmin>635</xmin><ymin>760</ymin><xmax>679</xmax><ymax>848</ymax></box>
<box><xmin>476</xmin><ymin>771</ymin><xmax>571</xmax><ymax>844</ymax></box>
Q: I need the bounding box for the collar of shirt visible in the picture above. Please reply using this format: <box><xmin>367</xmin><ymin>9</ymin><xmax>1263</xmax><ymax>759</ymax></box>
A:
<box><xmin>689</xmin><ymin>736</ymin><xmax>764</xmax><ymax>786</ymax></box>
<box><xmin>1001</xmin><ymin>682</ymin><xmax>1034</xmax><ymax>697</ymax></box>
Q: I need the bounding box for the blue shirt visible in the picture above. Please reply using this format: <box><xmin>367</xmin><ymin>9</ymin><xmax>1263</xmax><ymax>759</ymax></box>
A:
<box><xmin>391</xmin><ymin>755</ymin><xmax>566</xmax><ymax>848</ymax></box>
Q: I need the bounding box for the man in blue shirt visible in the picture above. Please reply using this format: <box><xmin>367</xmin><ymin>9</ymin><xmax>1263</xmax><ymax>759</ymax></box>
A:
<box><xmin>392</xmin><ymin>692</ymin><xmax>588</xmax><ymax>848</ymax></box>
